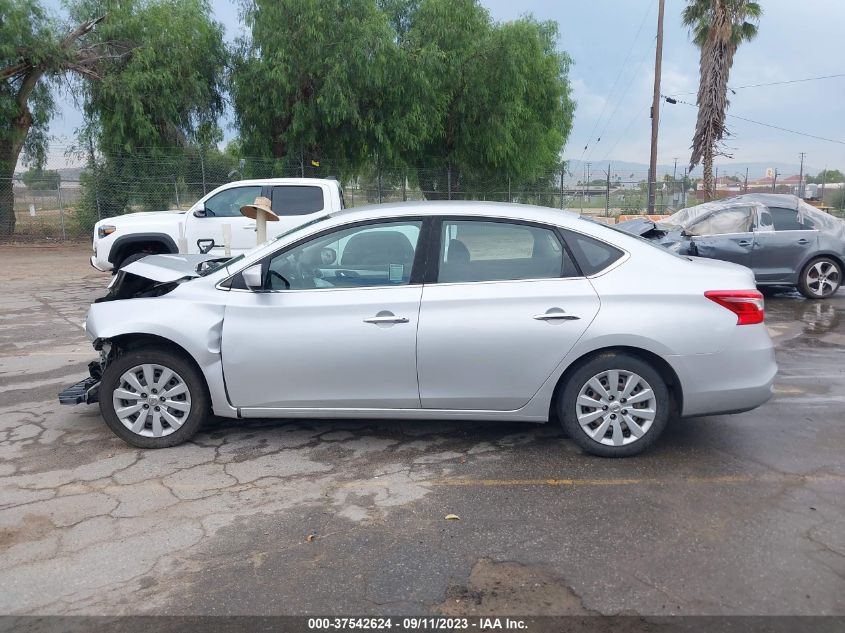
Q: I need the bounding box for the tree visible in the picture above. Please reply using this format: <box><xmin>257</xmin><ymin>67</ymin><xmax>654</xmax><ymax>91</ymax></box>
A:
<box><xmin>0</xmin><ymin>1</ymin><xmax>126</xmax><ymax>236</ymax></box>
<box><xmin>231</xmin><ymin>0</ymin><xmax>424</xmax><ymax>175</ymax></box>
<box><xmin>398</xmin><ymin>0</ymin><xmax>574</xmax><ymax>199</ymax></box>
<box><xmin>806</xmin><ymin>169</ymin><xmax>844</xmax><ymax>184</ymax></box>
<box><xmin>21</xmin><ymin>167</ymin><xmax>60</xmax><ymax>190</ymax></box>
<box><xmin>683</xmin><ymin>0</ymin><xmax>761</xmax><ymax>199</ymax></box>
<box><xmin>69</xmin><ymin>0</ymin><xmax>227</xmax><ymax>227</ymax></box>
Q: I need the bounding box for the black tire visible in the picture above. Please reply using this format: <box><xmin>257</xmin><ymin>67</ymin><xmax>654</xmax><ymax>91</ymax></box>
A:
<box><xmin>558</xmin><ymin>352</ymin><xmax>671</xmax><ymax>457</ymax></box>
<box><xmin>118</xmin><ymin>251</ymin><xmax>152</xmax><ymax>270</ymax></box>
<box><xmin>797</xmin><ymin>256</ymin><xmax>842</xmax><ymax>300</ymax></box>
<box><xmin>99</xmin><ymin>346</ymin><xmax>209</xmax><ymax>448</ymax></box>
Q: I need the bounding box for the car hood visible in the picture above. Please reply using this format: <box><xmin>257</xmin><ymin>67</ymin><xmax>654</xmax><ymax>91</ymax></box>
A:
<box><xmin>96</xmin><ymin>210</ymin><xmax>186</xmax><ymax>228</ymax></box>
<box><xmin>120</xmin><ymin>253</ymin><xmax>218</xmax><ymax>283</ymax></box>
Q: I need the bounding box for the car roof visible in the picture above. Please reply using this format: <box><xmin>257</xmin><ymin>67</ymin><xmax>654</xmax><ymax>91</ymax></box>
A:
<box><xmin>330</xmin><ymin>200</ymin><xmax>580</xmax><ymax>226</ymax></box>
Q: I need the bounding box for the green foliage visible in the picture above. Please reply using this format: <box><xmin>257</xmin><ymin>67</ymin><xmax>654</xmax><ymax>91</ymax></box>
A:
<box><xmin>399</xmin><ymin>0</ymin><xmax>574</xmax><ymax>198</ymax></box>
<box><xmin>232</xmin><ymin>0</ymin><xmax>574</xmax><ymax>198</ymax></box>
<box><xmin>806</xmin><ymin>169</ymin><xmax>844</xmax><ymax>184</ymax></box>
<box><xmin>69</xmin><ymin>0</ymin><xmax>227</xmax><ymax>154</ymax></box>
<box><xmin>66</xmin><ymin>0</ymin><xmax>228</xmax><ymax>223</ymax></box>
<box><xmin>0</xmin><ymin>0</ymin><xmax>60</xmax><ymax>170</ymax></box>
<box><xmin>21</xmin><ymin>167</ymin><xmax>60</xmax><ymax>189</ymax></box>
<box><xmin>682</xmin><ymin>0</ymin><xmax>762</xmax><ymax>47</ymax></box>
<box><xmin>232</xmin><ymin>0</ymin><xmax>418</xmax><ymax>174</ymax></box>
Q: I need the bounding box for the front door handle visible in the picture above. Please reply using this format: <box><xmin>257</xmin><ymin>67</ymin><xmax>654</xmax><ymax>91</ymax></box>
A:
<box><xmin>244</xmin><ymin>223</ymin><xmax>256</xmax><ymax>230</ymax></box>
<box><xmin>533</xmin><ymin>309</ymin><xmax>580</xmax><ymax>321</ymax></box>
<box><xmin>738</xmin><ymin>240</ymin><xmax>752</xmax><ymax>247</ymax></box>
<box><xmin>364</xmin><ymin>314</ymin><xmax>409</xmax><ymax>324</ymax></box>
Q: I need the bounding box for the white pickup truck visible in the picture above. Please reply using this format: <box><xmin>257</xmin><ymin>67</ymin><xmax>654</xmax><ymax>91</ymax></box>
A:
<box><xmin>91</xmin><ymin>178</ymin><xmax>345</xmax><ymax>272</ymax></box>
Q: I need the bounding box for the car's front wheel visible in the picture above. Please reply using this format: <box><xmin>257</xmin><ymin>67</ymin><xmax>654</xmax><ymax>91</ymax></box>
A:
<box><xmin>99</xmin><ymin>347</ymin><xmax>208</xmax><ymax>448</ymax></box>
<box><xmin>798</xmin><ymin>256</ymin><xmax>842</xmax><ymax>299</ymax></box>
<box><xmin>558</xmin><ymin>352</ymin><xmax>671</xmax><ymax>457</ymax></box>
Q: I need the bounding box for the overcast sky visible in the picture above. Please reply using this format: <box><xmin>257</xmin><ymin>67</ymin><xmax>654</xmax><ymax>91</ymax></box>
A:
<box><xmin>44</xmin><ymin>0</ymin><xmax>845</xmax><ymax>173</ymax></box>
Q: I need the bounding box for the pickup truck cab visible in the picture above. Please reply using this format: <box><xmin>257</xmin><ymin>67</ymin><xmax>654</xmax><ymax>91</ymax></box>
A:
<box><xmin>91</xmin><ymin>178</ymin><xmax>345</xmax><ymax>272</ymax></box>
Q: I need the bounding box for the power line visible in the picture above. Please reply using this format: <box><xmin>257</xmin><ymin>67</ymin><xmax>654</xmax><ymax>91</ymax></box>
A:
<box><xmin>663</xmin><ymin>96</ymin><xmax>845</xmax><ymax>146</ymax></box>
<box><xmin>669</xmin><ymin>72</ymin><xmax>845</xmax><ymax>96</ymax></box>
<box><xmin>577</xmin><ymin>0</ymin><xmax>655</xmax><ymax>161</ymax></box>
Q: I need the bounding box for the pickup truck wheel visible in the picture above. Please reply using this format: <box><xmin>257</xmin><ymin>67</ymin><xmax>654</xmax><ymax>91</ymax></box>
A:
<box><xmin>118</xmin><ymin>251</ymin><xmax>151</xmax><ymax>270</ymax></box>
<box><xmin>99</xmin><ymin>347</ymin><xmax>208</xmax><ymax>448</ymax></box>
<box><xmin>558</xmin><ymin>353</ymin><xmax>670</xmax><ymax>458</ymax></box>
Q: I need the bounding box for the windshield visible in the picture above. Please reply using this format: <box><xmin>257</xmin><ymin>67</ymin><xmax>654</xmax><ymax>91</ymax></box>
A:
<box><xmin>197</xmin><ymin>215</ymin><xmax>331</xmax><ymax>277</ymax></box>
<box><xmin>656</xmin><ymin>207</ymin><xmax>700</xmax><ymax>229</ymax></box>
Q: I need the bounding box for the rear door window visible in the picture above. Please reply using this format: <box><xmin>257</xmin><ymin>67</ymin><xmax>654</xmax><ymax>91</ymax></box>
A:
<box><xmin>271</xmin><ymin>186</ymin><xmax>325</xmax><ymax>216</ymax></box>
<box><xmin>437</xmin><ymin>220</ymin><xmax>578</xmax><ymax>283</ymax></box>
<box><xmin>769</xmin><ymin>207</ymin><xmax>813</xmax><ymax>231</ymax></box>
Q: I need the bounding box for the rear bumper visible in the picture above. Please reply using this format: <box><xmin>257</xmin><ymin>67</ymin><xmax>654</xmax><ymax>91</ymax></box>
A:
<box><xmin>667</xmin><ymin>324</ymin><xmax>777</xmax><ymax>417</ymax></box>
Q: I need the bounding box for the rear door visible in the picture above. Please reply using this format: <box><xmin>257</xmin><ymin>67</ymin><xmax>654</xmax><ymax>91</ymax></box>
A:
<box><xmin>752</xmin><ymin>207</ymin><xmax>819</xmax><ymax>283</ymax></box>
<box><xmin>686</xmin><ymin>206</ymin><xmax>756</xmax><ymax>267</ymax></box>
<box><xmin>263</xmin><ymin>184</ymin><xmax>330</xmax><ymax>239</ymax></box>
<box><xmin>415</xmin><ymin>218</ymin><xmax>601</xmax><ymax>411</ymax></box>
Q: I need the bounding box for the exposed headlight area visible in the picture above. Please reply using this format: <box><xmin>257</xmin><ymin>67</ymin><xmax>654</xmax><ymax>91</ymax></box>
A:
<box><xmin>97</xmin><ymin>225</ymin><xmax>117</xmax><ymax>239</ymax></box>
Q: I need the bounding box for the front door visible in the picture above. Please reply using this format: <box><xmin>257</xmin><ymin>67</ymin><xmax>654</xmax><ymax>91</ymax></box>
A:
<box><xmin>686</xmin><ymin>206</ymin><xmax>756</xmax><ymax>267</ymax></box>
<box><xmin>221</xmin><ymin>219</ymin><xmax>425</xmax><ymax>410</ymax></box>
<box><xmin>416</xmin><ymin>218</ymin><xmax>600</xmax><ymax>410</ymax></box>
<box><xmin>185</xmin><ymin>184</ymin><xmax>262</xmax><ymax>255</ymax></box>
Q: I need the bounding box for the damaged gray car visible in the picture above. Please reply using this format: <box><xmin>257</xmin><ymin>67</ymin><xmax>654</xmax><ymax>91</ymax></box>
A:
<box><xmin>617</xmin><ymin>194</ymin><xmax>844</xmax><ymax>299</ymax></box>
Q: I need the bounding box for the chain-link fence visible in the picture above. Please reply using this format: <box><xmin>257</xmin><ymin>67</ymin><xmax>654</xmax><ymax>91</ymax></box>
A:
<box><xmin>3</xmin><ymin>154</ymin><xmax>843</xmax><ymax>242</ymax></box>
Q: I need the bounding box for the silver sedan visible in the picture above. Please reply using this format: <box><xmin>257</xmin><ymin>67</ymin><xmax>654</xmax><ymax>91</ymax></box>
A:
<box><xmin>62</xmin><ymin>202</ymin><xmax>777</xmax><ymax>457</ymax></box>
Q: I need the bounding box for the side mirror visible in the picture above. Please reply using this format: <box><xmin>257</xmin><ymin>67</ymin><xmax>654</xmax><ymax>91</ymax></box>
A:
<box><xmin>193</xmin><ymin>205</ymin><xmax>207</xmax><ymax>218</ymax></box>
<box><xmin>242</xmin><ymin>264</ymin><xmax>264</xmax><ymax>291</ymax></box>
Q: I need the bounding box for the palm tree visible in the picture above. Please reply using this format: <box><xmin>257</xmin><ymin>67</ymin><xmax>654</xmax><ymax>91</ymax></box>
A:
<box><xmin>683</xmin><ymin>0</ymin><xmax>761</xmax><ymax>199</ymax></box>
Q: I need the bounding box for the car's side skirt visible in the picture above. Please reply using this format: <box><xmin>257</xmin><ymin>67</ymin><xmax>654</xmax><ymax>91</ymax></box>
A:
<box><xmin>237</xmin><ymin>407</ymin><xmax>550</xmax><ymax>423</ymax></box>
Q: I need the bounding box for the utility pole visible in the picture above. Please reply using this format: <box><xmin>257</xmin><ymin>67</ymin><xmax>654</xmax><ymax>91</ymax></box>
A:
<box><xmin>798</xmin><ymin>152</ymin><xmax>806</xmax><ymax>198</ymax></box>
<box><xmin>821</xmin><ymin>165</ymin><xmax>827</xmax><ymax>201</ymax></box>
<box><xmin>744</xmin><ymin>168</ymin><xmax>748</xmax><ymax>193</ymax></box>
<box><xmin>647</xmin><ymin>0</ymin><xmax>666</xmax><ymax>214</ymax></box>
<box><xmin>772</xmin><ymin>169</ymin><xmax>779</xmax><ymax>193</ymax></box>
<box><xmin>605</xmin><ymin>164</ymin><xmax>611</xmax><ymax>217</ymax></box>
<box><xmin>672</xmin><ymin>157</ymin><xmax>678</xmax><ymax>206</ymax></box>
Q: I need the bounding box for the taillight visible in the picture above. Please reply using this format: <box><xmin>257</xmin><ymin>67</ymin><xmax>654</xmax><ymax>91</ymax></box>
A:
<box><xmin>705</xmin><ymin>290</ymin><xmax>765</xmax><ymax>325</ymax></box>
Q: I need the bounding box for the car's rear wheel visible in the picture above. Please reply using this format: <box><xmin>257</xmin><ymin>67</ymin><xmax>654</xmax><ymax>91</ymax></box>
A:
<box><xmin>99</xmin><ymin>347</ymin><xmax>208</xmax><ymax>448</ymax></box>
<box><xmin>558</xmin><ymin>353</ymin><xmax>670</xmax><ymax>457</ymax></box>
<box><xmin>798</xmin><ymin>257</ymin><xmax>842</xmax><ymax>299</ymax></box>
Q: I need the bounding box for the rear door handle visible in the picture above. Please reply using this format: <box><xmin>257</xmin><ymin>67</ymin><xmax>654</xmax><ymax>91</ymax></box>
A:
<box><xmin>244</xmin><ymin>223</ymin><xmax>256</xmax><ymax>230</ymax></box>
<box><xmin>364</xmin><ymin>315</ymin><xmax>409</xmax><ymax>324</ymax></box>
<box><xmin>797</xmin><ymin>238</ymin><xmax>810</xmax><ymax>245</ymax></box>
<box><xmin>738</xmin><ymin>240</ymin><xmax>752</xmax><ymax>247</ymax></box>
<box><xmin>533</xmin><ymin>310</ymin><xmax>580</xmax><ymax>321</ymax></box>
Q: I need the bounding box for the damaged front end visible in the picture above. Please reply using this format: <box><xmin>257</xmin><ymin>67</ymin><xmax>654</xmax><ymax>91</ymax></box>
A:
<box><xmin>59</xmin><ymin>253</ymin><xmax>223</xmax><ymax>406</ymax></box>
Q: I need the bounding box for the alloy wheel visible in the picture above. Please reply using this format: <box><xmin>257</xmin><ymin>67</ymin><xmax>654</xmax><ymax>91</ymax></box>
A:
<box><xmin>112</xmin><ymin>363</ymin><xmax>192</xmax><ymax>438</ymax></box>
<box><xmin>575</xmin><ymin>369</ymin><xmax>657</xmax><ymax>446</ymax></box>
<box><xmin>805</xmin><ymin>261</ymin><xmax>841</xmax><ymax>298</ymax></box>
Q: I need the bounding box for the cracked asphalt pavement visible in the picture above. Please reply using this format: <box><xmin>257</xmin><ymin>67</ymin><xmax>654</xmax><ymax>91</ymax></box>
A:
<box><xmin>1</xmin><ymin>244</ymin><xmax>843</xmax><ymax>616</ymax></box>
